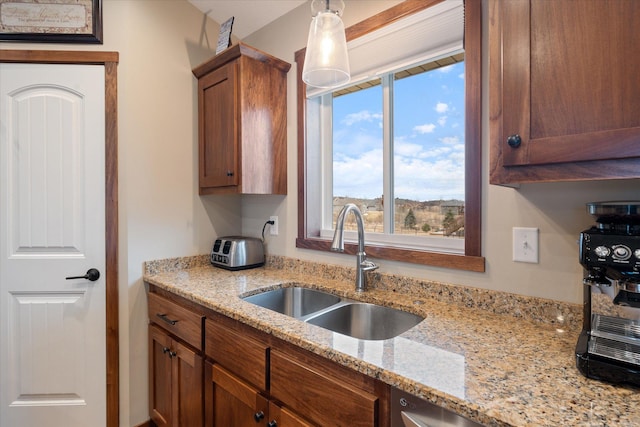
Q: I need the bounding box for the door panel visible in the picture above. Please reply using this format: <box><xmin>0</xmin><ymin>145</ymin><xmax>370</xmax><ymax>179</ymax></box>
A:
<box><xmin>0</xmin><ymin>63</ymin><xmax>106</xmax><ymax>426</ymax></box>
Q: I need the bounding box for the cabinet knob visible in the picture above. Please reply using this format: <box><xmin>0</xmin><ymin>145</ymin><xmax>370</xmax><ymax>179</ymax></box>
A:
<box><xmin>253</xmin><ymin>411</ymin><xmax>265</xmax><ymax>422</ymax></box>
<box><xmin>226</xmin><ymin>171</ymin><xmax>234</xmax><ymax>177</ymax></box>
<box><xmin>267</xmin><ymin>421</ymin><xmax>277</xmax><ymax>427</ymax></box>
<box><xmin>162</xmin><ymin>347</ymin><xmax>176</xmax><ymax>358</ymax></box>
<box><xmin>506</xmin><ymin>134</ymin><xmax>522</xmax><ymax>148</ymax></box>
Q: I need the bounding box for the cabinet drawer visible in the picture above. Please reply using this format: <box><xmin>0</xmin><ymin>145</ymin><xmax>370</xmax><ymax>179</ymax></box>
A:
<box><xmin>148</xmin><ymin>292</ymin><xmax>203</xmax><ymax>350</ymax></box>
<box><xmin>205</xmin><ymin>319</ymin><xmax>268</xmax><ymax>390</ymax></box>
<box><xmin>270</xmin><ymin>350</ymin><xmax>379</xmax><ymax>427</ymax></box>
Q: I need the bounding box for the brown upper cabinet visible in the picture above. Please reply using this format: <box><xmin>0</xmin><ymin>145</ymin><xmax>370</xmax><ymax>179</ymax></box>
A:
<box><xmin>193</xmin><ymin>43</ymin><xmax>291</xmax><ymax>195</ymax></box>
<box><xmin>489</xmin><ymin>0</ymin><xmax>640</xmax><ymax>185</ymax></box>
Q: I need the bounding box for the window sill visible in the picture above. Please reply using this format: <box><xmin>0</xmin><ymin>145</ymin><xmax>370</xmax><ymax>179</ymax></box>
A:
<box><xmin>295</xmin><ymin>237</ymin><xmax>486</xmax><ymax>273</ymax></box>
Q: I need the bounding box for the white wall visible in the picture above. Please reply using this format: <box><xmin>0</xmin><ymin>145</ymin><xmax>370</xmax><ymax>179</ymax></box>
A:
<box><xmin>2</xmin><ymin>1</ymin><xmax>237</xmax><ymax>425</ymax></box>
<box><xmin>242</xmin><ymin>0</ymin><xmax>640</xmax><ymax>305</ymax></box>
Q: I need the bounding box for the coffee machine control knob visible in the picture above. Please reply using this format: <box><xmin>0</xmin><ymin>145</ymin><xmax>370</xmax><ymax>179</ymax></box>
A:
<box><xmin>612</xmin><ymin>245</ymin><xmax>632</xmax><ymax>260</ymax></box>
<box><xmin>635</xmin><ymin>249</ymin><xmax>640</xmax><ymax>260</ymax></box>
<box><xmin>594</xmin><ymin>246</ymin><xmax>610</xmax><ymax>258</ymax></box>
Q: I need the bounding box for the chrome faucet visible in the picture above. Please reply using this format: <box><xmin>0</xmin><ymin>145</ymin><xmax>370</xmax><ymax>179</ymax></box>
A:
<box><xmin>331</xmin><ymin>203</ymin><xmax>379</xmax><ymax>292</ymax></box>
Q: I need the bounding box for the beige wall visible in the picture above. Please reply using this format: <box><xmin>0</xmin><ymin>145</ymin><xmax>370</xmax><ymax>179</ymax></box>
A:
<box><xmin>3</xmin><ymin>0</ymin><xmax>638</xmax><ymax>425</ymax></box>
<box><xmin>243</xmin><ymin>0</ymin><xmax>640</xmax><ymax>305</ymax></box>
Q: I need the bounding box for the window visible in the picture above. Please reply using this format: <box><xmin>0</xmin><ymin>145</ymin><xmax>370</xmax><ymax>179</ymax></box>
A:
<box><xmin>295</xmin><ymin>0</ymin><xmax>484</xmax><ymax>272</ymax></box>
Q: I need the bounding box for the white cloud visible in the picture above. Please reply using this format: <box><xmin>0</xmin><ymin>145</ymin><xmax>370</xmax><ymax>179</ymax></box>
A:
<box><xmin>334</xmin><ymin>139</ymin><xmax>465</xmax><ymax>200</ymax></box>
<box><xmin>435</xmin><ymin>102</ymin><xmax>449</xmax><ymax>113</ymax></box>
<box><xmin>438</xmin><ymin>116</ymin><xmax>447</xmax><ymax>126</ymax></box>
<box><xmin>395</xmin><ymin>141</ymin><xmax>423</xmax><ymax>157</ymax></box>
<box><xmin>342</xmin><ymin>110</ymin><xmax>383</xmax><ymax>126</ymax></box>
<box><xmin>440</xmin><ymin>136</ymin><xmax>460</xmax><ymax>145</ymax></box>
<box><xmin>413</xmin><ymin>123</ymin><xmax>436</xmax><ymax>134</ymax></box>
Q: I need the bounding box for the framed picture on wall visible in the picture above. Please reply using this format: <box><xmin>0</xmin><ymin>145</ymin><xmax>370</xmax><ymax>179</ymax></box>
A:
<box><xmin>0</xmin><ymin>0</ymin><xmax>103</xmax><ymax>44</ymax></box>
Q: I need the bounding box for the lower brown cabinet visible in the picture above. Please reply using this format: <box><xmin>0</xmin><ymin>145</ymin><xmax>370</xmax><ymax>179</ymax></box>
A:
<box><xmin>147</xmin><ymin>286</ymin><xmax>389</xmax><ymax>427</ymax></box>
<box><xmin>205</xmin><ymin>362</ymin><xmax>313</xmax><ymax>427</ymax></box>
<box><xmin>203</xmin><ymin>315</ymin><xmax>389</xmax><ymax>427</ymax></box>
<box><xmin>149</xmin><ymin>324</ymin><xmax>204</xmax><ymax>427</ymax></box>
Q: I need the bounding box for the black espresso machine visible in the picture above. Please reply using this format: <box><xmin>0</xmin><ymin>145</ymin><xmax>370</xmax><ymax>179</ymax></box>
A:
<box><xmin>576</xmin><ymin>201</ymin><xmax>640</xmax><ymax>386</ymax></box>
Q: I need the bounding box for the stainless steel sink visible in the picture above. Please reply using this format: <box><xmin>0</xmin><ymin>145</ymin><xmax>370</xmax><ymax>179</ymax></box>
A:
<box><xmin>243</xmin><ymin>286</ymin><xmax>424</xmax><ymax>340</ymax></box>
<box><xmin>306</xmin><ymin>303</ymin><xmax>424</xmax><ymax>341</ymax></box>
<box><xmin>242</xmin><ymin>287</ymin><xmax>341</xmax><ymax>318</ymax></box>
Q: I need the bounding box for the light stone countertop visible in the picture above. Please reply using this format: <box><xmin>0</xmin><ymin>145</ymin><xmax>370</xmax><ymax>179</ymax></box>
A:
<box><xmin>143</xmin><ymin>255</ymin><xmax>640</xmax><ymax>427</ymax></box>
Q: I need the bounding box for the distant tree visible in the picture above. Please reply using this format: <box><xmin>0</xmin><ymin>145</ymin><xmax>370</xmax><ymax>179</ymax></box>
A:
<box><xmin>442</xmin><ymin>211</ymin><xmax>456</xmax><ymax>236</ymax></box>
<box><xmin>404</xmin><ymin>209</ymin><xmax>417</xmax><ymax>230</ymax></box>
<box><xmin>421</xmin><ymin>223</ymin><xmax>431</xmax><ymax>233</ymax></box>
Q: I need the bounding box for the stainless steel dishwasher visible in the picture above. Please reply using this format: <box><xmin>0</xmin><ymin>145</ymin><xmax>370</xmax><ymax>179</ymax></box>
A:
<box><xmin>391</xmin><ymin>387</ymin><xmax>483</xmax><ymax>427</ymax></box>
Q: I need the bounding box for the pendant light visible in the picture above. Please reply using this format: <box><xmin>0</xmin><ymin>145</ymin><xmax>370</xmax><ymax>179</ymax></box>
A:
<box><xmin>302</xmin><ymin>0</ymin><xmax>350</xmax><ymax>88</ymax></box>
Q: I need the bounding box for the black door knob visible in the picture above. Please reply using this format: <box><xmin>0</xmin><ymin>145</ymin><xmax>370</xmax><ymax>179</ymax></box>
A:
<box><xmin>254</xmin><ymin>411</ymin><xmax>265</xmax><ymax>422</ymax></box>
<box><xmin>65</xmin><ymin>268</ymin><xmax>100</xmax><ymax>282</ymax></box>
<box><xmin>506</xmin><ymin>134</ymin><xmax>522</xmax><ymax>148</ymax></box>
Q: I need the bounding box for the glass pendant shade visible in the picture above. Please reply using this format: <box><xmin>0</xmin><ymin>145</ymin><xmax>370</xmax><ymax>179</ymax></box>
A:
<box><xmin>302</xmin><ymin>2</ymin><xmax>350</xmax><ymax>88</ymax></box>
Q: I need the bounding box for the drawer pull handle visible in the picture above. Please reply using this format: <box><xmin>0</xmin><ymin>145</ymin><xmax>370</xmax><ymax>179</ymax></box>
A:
<box><xmin>253</xmin><ymin>411</ymin><xmax>265</xmax><ymax>422</ymax></box>
<box><xmin>267</xmin><ymin>421</ymin><xmax>277</xmax><ymax>427</ymax></box>
<box><xmin>156</xmin><ymin>313</ymin><xmax>178</xmax><ymax>326</ymax></box>
<box><xmin>162</xmin><ymin>347</ymin><xmax>170</xmax><ymax>354</ymax></box>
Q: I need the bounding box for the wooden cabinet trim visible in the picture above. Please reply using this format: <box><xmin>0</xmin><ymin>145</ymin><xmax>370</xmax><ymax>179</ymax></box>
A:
<box><xmin>192</xmin><ymin>42</ymin><xmax>290</xmax><ymax>78</ymax></box>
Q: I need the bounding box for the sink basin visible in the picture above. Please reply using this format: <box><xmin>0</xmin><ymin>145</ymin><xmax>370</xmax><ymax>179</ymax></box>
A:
<box><xmin>243</xmin><ymin>287</ymin><xmax>423</xmax><ymax>340</ymax></box>
<box><xmin>243</xmin><ymin>287</ymin><xmax>341</xmax><ymax>318</ymax></box>
<box><xmin>306</xmin><ymin>303</ymin><xmax>424</xmax><ymax>340</ymax></box>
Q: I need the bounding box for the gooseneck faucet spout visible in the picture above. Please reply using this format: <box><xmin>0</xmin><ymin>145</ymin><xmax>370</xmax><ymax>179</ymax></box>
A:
<box><xmin>331</xmin><ymin>203</ymin><xmax>379</xmax><ymax>291</ymax></box>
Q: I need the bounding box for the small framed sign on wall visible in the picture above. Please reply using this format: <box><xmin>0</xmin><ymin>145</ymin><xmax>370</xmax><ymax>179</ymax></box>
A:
<box><xmin>0</xmin><ymin>0</ymin><xmax>103</xmax><ymax>44</ymax></box>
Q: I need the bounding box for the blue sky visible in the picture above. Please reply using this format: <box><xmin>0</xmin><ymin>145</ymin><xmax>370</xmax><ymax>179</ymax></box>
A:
<box><xmin>332</xmin><ymin>61</ymin><xmax>465</xmax><ymax>201</ymax></box>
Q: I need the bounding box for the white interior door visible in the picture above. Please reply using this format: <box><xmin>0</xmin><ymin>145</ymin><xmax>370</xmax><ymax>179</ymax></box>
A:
<box><xmin>0</xmin><ymin>63</ymin><xmax>106</xmax><ymax>427</ymax></box>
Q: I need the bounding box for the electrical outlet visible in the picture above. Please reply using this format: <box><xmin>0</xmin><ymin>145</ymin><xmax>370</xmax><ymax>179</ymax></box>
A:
<box><xmin>513</xmin><ymin>227</ymin><xmax>539</xmax><ymax>263</ymax></box>
<box><xmin>270</xmin><ymin>216</ymin><xmax>279</xmax><ymax>236</ymax></box>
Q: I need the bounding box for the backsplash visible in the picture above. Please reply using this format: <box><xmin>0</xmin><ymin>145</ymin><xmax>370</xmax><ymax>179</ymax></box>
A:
<box><xmin>144</xmin><ymin>254</ymin><xmax>582</xmax><ymax>332</ymax></box>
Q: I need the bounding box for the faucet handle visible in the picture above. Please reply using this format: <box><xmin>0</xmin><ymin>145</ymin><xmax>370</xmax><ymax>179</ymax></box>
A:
<box><xmin>361</xmin><ymin>260</ymin><xmax>378</xmax><ymax>272</ymax></box>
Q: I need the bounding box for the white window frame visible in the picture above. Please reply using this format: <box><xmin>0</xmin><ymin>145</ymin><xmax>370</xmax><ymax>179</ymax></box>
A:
<box><xmin>311</xmin><ymin>54</ymin><xmax>466</xmax><ymax>255</ymax></box>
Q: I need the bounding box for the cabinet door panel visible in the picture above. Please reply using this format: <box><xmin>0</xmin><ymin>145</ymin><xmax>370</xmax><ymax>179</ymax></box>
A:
<box><xmin>270</xmin><ymin>350</ymin><xmax>378</xmax><ymax>427</ymax></box>
<box><xmin>491</xmin><ymin>0</ymin><xmax>640</xmax><ymax>183</ymax></box>
<box><xmin>173</xmin><ymin>340</ymin><xmax>203</xmax><ymax>427</ymax></box>
<box><xmin>502</xmin><ymin>0</ymin><xmax>640</xmax><ymax>167</ymax></box>
<box><xmin>269</xmin><ymin>402</ymin><xmax>315</xmax><ymax>427</ymax></box>
<box><xmin>208</xmin><ymin>363</ymin><xmax>268</xmax><ymax>427</ymax></box>
<box><xmin>149</xmin><ymin>325</ymin><xmax>173</xmax><ymax>427</ymax></box>
<box><xmin>199</xmin><ymin>61</ymin><xmax>238</xmax><ymax>188</ymax></box>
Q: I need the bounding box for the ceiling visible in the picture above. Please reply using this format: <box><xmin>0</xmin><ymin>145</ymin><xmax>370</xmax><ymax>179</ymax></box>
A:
<box><xmin>188</xmin><ymin>0</ymin><xmax>307</xmax><ymax>39</ymax></box>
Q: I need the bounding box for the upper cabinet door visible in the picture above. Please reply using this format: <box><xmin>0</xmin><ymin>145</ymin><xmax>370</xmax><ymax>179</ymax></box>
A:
<box><xmin>489</xmin><ymin>0</ymin><xmax>640</xmax><ymax>184</ymax></box>
<box><xmin>198</xmin><ymin>61</ymin><xmax>239</xmax><ymax>189</ymax></box>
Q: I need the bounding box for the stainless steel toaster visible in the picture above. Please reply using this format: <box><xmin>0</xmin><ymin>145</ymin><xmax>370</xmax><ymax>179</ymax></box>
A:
<box><xmin>210</xmin><ymin>236</ymin><xmax>265</xmax><ymax>270</ymax></box>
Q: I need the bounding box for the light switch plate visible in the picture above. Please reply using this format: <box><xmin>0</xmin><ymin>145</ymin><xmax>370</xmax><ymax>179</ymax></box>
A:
<box><xmin>513</xmin><ymin>227</ymin><xmax>539</xmax><ymax>263</ymax></box>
